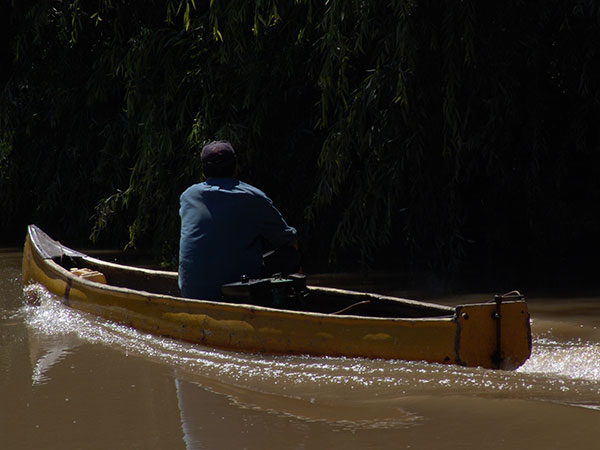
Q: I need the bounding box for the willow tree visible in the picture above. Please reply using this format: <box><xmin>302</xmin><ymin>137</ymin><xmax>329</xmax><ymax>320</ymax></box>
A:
<box><xmin>3</xmin><ymin>0</ymin><xmax>600</xmax><ymax>274</ymax></box>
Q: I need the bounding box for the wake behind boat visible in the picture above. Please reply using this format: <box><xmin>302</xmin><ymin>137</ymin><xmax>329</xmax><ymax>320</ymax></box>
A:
<box><xmin>22</xmin><ymin>225</ymin><xmax>531</xmax><ymax>369</ymax></box>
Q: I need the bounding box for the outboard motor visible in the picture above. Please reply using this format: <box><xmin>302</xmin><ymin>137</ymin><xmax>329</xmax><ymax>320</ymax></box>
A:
<box><xmin>221</xmin><ymin>273</ymin><xmax>308</xmax><ymax>309</ymax></box>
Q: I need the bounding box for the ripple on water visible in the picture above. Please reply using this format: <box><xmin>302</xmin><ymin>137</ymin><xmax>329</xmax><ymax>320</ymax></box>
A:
<box><xmin>21</xmin><ymin>284</ymin><xmax>600</xmax><ymax>413</ymax></box>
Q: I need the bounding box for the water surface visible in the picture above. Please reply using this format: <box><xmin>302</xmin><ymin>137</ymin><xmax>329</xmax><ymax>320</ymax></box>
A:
<box><xmin>1</xmin><ymin>250</ymin><xmax>599</xmax><ymax>449</ymax></box>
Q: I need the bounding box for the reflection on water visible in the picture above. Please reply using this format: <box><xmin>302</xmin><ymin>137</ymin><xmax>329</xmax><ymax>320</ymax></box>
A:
<box><xmin>30</xmin><ymin>337</ymin><xmax>78</xmax><ymax>386</ymax></box>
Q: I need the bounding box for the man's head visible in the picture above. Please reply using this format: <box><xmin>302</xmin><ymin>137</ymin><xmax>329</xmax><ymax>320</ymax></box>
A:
<box><xmin>201</xmin><ymin>140</ymin><xmax>237</xmax><ymax>178</ymax></box>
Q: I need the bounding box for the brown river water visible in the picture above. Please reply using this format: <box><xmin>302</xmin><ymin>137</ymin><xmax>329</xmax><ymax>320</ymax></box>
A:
<box><xmin>1</xmin><ymin>249</ymin><xmax>599</xmax><ymax>449</ymax></box>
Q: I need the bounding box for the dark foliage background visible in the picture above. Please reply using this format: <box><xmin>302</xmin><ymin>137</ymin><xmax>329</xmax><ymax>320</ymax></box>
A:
<box><xmin>2</xmin><ymin>0</ymin><xmax>600</xmax><ymax>281</ymax></box>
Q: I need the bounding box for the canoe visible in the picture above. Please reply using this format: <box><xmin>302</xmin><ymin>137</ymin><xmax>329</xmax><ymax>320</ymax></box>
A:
<box><xmin>22</xmin><ymin>224</ymin><xmax>531</xmax><ymax>369</ymax></box>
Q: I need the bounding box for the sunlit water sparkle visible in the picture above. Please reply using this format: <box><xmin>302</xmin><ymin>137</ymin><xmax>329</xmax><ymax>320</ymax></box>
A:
<box><xmin>21</xmin><ymin>284</ymin><xmax>600</xmax><ymax>412</ymax></box>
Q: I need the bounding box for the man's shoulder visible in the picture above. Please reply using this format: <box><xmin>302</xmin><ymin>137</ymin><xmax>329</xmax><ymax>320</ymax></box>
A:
<box><xmin>235</xmin><ymin>180</ymin><xmax>269</xmax><ymax>198</ymax></box>
<box><xmin>180</xmin><ymin>181</ymin><xmax>209</xmax><ymax>198</ymax></box>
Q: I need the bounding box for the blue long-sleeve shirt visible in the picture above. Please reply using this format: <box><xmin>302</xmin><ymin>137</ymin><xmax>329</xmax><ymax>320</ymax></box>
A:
<box><xmin>178</xmin><ymin>178</ymin><xmax>297</xmax><ymax>300</ymax></box>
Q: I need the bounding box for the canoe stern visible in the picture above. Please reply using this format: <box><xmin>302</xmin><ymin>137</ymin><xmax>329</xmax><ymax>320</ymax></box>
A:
<box><xmin>454</xmin><ymin>300</ymin><xmax>531</xmax><ymax>370</ymax></box>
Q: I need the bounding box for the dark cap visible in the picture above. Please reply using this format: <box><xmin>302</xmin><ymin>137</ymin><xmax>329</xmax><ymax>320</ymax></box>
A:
<box><xmin>201</xmin><ymin>141</ymin><xmax>236</xmax><ymax>168</ymax></box>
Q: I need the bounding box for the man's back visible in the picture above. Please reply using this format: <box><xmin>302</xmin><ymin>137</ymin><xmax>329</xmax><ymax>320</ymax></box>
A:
<box><xmin>178</xmin><ymin>177</ymin><xmax>297</xmax><ymax>300</ymax></box>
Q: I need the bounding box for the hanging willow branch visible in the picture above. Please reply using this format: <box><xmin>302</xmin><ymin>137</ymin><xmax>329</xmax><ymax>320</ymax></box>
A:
<box><xmin>3</xmin><ymin>0</ymin><xmax>600</xmax><ymax>271</ymax></box>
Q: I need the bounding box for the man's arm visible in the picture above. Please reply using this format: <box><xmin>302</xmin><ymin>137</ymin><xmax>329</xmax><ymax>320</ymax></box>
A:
<box><xmin>257</xmin><ymin>196</ymin><xmax>297</xmax><ymax>248</ymax></box>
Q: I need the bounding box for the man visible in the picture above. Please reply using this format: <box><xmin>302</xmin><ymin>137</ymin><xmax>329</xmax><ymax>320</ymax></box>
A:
<box><xmin>178</xmin><ymin>140</ymin><xmax>298</xmax><ymax>300</ymax></box>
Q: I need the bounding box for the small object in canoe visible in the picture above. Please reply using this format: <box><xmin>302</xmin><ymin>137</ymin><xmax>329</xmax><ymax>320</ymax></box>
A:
<box><xmin>70</xmin><ymin>267</ymin><xmax>107</xmax><ymax>284</ymax></box>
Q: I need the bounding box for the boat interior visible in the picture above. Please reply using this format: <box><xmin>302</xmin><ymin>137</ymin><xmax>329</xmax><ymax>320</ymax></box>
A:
<box><xmin>31</xmin><ymin>224</ymin><xmax>455</xmax><ymax>320</ymax></box>
<box><xmin>52</xmin><ymin>252</ymin><xmax>455</xmax><ymax>319</ymax></box>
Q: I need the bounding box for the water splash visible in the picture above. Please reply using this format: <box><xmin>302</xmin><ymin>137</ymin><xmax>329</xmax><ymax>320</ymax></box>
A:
<box><xmin>520</xmin><ymin>337</ymin><xmax>600</xmax><ymax>381</ymax></box>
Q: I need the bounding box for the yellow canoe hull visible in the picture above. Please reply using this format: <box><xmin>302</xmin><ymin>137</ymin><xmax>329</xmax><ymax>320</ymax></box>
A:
<box><xmin>22</xmin><ymin>225</ymin><xmax>531</xmax><ymax>369</ymax></box>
